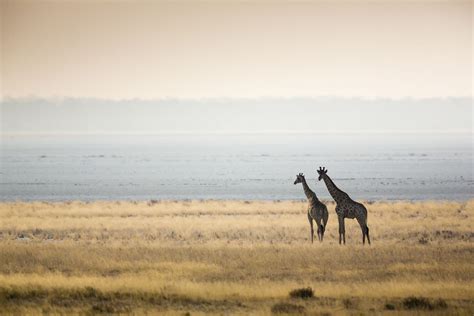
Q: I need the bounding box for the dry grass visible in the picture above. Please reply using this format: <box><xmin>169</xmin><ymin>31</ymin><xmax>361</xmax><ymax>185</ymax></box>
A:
<box><xmin>0</xmin><ymin>200</ymin><xmax>473</xmax><ymax>315</ymax></box>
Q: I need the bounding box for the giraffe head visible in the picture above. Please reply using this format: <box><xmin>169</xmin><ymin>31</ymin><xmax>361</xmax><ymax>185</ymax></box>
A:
<box><xmin>317</xmin><ymin>166</ymin><xmax>328</xmax><ymax>181</ymax></box>
<box><xmin>293</xmin><ymin>173</ymin><xmax>305</xmax><ymax>185</ymax></box>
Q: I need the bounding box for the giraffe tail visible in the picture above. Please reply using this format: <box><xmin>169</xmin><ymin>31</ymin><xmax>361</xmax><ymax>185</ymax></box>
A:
<box><xmin>319</xmin><ymin>224</ymin><xmax>326</xmax><ymax>241</ymax></box>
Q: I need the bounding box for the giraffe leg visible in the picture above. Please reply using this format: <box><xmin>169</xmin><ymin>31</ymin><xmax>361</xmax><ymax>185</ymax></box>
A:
<box><xmin>322</xmin><ymin>208</ymin><xmax>328</xmax><ymax>242</ymax></box>
<box><xmin>366</xmin><ymin>226</ymin><xmax>371</xmax><ymax>245</ymax></box>
<box><xmin>342</xmin><ymin>219</ymin><xmax>346</xmax><ymax>245</ymax></box>
<box><xmin>320</xmin><ymin>224</ymin><xmax>325</xmax><ymax>242</ymax></box>
<box><xmin>357</xmin><ymin>217</ymin><xmax>369</xmax><ymax>245</ymax></box>
<box><xmin>308</xmin><ymin>214</ymin><xmax>314</xmax><ymax>244</ymax></box>
<box><xmin>316</xmin><ymin>219</ymin><xmax>322</xmax><ymax>242</ymax></box>
<box><xmin>338</xmin><ymin>216</ymin><xmax>345</xmax><ymax>245</ymax></box>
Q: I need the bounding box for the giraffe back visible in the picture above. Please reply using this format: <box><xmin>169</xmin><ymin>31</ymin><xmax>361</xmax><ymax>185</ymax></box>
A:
<box><xmin>337</xmin><ymin>200</ymin><xmax>367</xmax><ymax>222</ymax></box>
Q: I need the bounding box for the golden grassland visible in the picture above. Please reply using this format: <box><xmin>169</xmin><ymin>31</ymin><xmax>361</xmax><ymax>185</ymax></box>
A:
<box><xmin>0</xmin><ymin>199</ymin><xmax>473</xmax><ymax>315</ymax></box>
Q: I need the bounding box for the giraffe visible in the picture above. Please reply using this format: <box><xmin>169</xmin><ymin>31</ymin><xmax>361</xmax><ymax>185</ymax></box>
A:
<box><xmin>317</xmin><ymin>167</ymin><xmax>371</xmax><ymax>245</ymax></box>
<box><xmin>294</xmin><ymin>173</ymin><xmax>329</xmax><ymax>243</ymax></box>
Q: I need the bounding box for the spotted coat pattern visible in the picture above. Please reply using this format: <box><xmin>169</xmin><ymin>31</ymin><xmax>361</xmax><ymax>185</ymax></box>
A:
<box><xmin>318</xmin><ymin>168</ymin><xmax>371</xmax><ymax>245</ymax></box>
<box><xmin>294</xmin><ymin>174</ymin><xmax>329</xmax><ymax>243</ymax></box>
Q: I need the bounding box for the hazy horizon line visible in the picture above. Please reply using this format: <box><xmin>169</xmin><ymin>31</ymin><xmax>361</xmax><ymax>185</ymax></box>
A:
<box><xmin>2</xmin><ymin>129</ymin><xmax>472</xmax><ymax>137</ymax></box>
<box><xmin>1</xmin><ymin>95</ymin><xmax>472</xmax><ymax>103</ymax></box>
<box><xmin>3</xmin><ymin>97</ymin><xmax>470</xmax><ymax>136</ymax></box>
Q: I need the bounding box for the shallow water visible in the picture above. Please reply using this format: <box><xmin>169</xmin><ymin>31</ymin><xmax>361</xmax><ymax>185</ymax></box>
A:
<box><xmin>1</xmin><ymin>133</ymin><xmax>472</xmax><ymax>201</ymax></box>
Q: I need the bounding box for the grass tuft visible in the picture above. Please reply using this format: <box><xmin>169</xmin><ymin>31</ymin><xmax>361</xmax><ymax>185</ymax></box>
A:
<box><xmin>434</xmin><ymin>298</ymin><xmax>448</xmax><ymax>309</ymax></box>
<box><xmin>271</xmin><ymin>302</ymin><xmax>305</xmax><ymax>314</ymax></box>
<box><xmin>342</xmin><ymin>297</ymin><xmax>356</xmax><ymax>309</ymax></box>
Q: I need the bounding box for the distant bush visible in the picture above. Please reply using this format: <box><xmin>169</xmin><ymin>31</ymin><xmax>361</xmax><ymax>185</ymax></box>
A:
<box><xmin>403</xmin><ymin>296</ymin><xmax>433</xmax><ymax>310</ymax></box>
<box><xmin>402</xmin><ymin>296</ymin><xmax>448</xmax><ymax>310</ymax></box>
<box><xmin>271</xmin><ymin>302</ymin><xmax>305</xmax><ymax>314</ymax></box>
<box><xmin>384</xmin><ymin>303</ymin><xmax>396</xmax><ymax>310</ymax></box>
<box><xmin>418</xmin><ymin>237</ymin><xmax>429</xmax><ymax>244</ymax></box>
<box><xmin>289</xmin><ymin>287</ymin><xmax>314</xmax><ymax>299</ymax></box>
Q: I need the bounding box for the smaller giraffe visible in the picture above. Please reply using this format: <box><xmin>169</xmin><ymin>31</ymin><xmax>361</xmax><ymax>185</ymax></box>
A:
<box><xmin>317</xmin><ymin>167</ymin><xmax>371</xmax><ymax>245</ymax></box>
<box><xmin>294</xmin><ymin>173</ymin><xmax>329</xmax><ymax>243</ymax></box>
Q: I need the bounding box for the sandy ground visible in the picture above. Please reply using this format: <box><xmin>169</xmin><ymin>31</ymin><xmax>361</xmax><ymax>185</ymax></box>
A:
<box><xmin>0</xmin><ymin>199</ymin><xmax>473</xmax><ymax>315</ymax></box>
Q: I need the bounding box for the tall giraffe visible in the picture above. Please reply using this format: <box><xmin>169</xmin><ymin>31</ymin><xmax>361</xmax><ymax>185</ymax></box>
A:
<box><xmin>294</xmin><ymin>173</ymin><xmax>329</xmax><ymax>243</ymax></box>
<box><xmin>317</xmin><ymin>167</ymin><xmax>371</xmax><ymax>245</ymax></box>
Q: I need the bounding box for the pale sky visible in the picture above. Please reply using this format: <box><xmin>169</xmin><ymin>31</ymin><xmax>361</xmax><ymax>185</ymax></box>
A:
<box><xmin>1</xmin><ymin>0</ymin><xmax>472</xmax><ymax>99</ymax></box>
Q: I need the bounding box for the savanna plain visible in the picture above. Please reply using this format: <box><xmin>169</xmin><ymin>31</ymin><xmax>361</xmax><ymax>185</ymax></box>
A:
<box><xmin>0</xmin><ymin>200</ymin><xmax>473</xmax><ymax>315</ymax></box>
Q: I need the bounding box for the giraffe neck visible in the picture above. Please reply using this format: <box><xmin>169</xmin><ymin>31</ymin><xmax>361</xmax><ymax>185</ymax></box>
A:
<box><xmin>322</xmin><ymin>175</ymin><xmax>346</xmax><ymax>203</ymax></box>
<box><xmin>301</xmin><ymin>178</ymin><xmax>316</xmax><ymax>201</ymax></box>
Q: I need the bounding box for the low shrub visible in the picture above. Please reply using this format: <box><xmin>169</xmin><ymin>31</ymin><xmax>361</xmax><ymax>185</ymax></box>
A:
<box><xmin>403</xmin><ymin>296</ymin><xmax>433</xmax><ymax>310</ymax></box>
<box><xmin>289</xmin><ymin>287</ymin><xmax>314</xmax><ymax>299</ymax></box>
<box><xmin>384</xmin><ymin>303</ymin><xmax>396</xmax><ymax>310</ymax></box>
